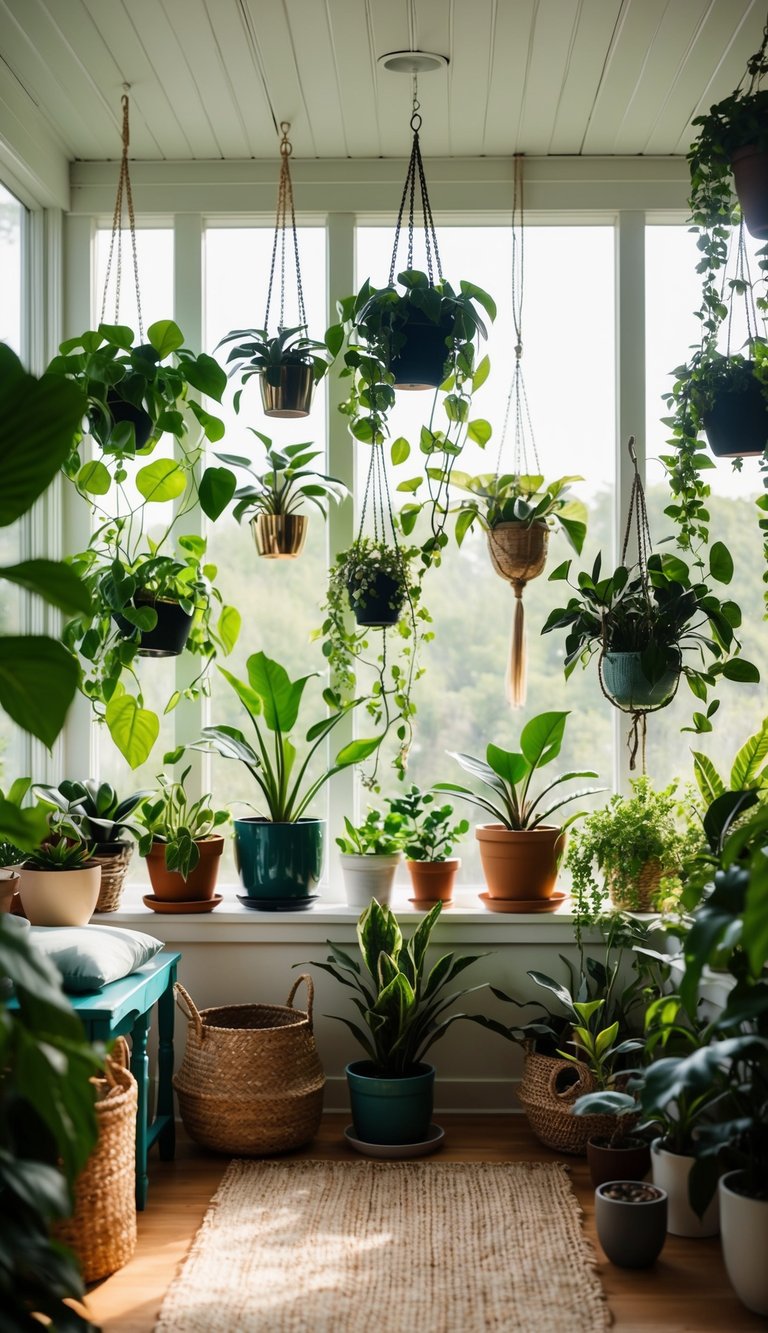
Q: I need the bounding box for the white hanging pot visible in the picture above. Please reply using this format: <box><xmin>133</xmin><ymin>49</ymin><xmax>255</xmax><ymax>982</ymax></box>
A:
<box><xmin>339</xmin><ymin>854</ymin><xmax>402</xmax><ymax>910</ymax></box>
<box><xmin>719</xmin><ymin>1172</ymin><xmax>768</xmax><ymax>1316</ymax></box>
<box><xmin>650</xmin><ymin>1139</ymin><xmax>719</xmax><ymax>1238</ymax></box>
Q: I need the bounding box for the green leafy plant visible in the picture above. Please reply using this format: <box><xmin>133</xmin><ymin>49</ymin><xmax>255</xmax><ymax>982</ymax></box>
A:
<box><xmin>0</xmin><ymin>914</ymin><xmax>103</xmax><ymax>1330</ymax></box>
<box><xmin>307</xmin><ymin>899</ymin><xmax>486</xmax><ymax>1076</ymax></box>
<box><xmin>177</xmin><ymin>651</ymin><xmax>381</xmax><ymax>822</ymax></box>
<box><xmin>137</xmin><ymin>767</ymin><xmax>229</xmax><ymax>880</ymax></box>
<box><xmin>436</xmin><ymin>710</ymin><xmax>602</xmax><ymax>831</ymax></box>
<box><xmin>563</xmin><ymin>998</ymin><xmax>645</xmax><ymax>1147</ymax></box>
<box><xmin>24</xmin><ymin>837</ymin><xmax>95</xmax><ymax>872</ymax></box>
<box><xmin>0</xmin><ymin>778</ymin><xmax>50</xmax><ymax>855</ymax></box>
<box><xmin>541</xmin><ymin>549</ymin><xmax>758</xmax><ymax>732</ymax></box>
<box><xmin>35</xmin><ymin>778</ymin><xmax>152</xmax><ymax>847</ymax></box>
<box><xmin>216</xmin><ymin>324</ymin><xmax>333</xmax><ymax>405</ymax></box>
<box><xmin>214</xmin><ymin>433</ymin><xmax>348</xmax><ymax>523</ymax></box>
<box><xmin>444</xmin><ymin>471</ymin><xmax>587</xmax><ymax>553</ymax></box>
<box><xmin>335</xmin><ymin>808</ymin><xmax>404</xmax><ymax>856</ymax></box>
<box><xmin>387</xmin><ymin>785</ymin><xmax>469</xmax><ymax>862</ymax></box>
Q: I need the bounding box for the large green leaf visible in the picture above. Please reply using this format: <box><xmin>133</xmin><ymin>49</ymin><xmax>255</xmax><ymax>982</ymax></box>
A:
<box><xmin>0</xmin><ymin>344</ymin><xmax>86</xmax><ymax>527</ymax></box>
<box><xmin>0</xmin><ymin>636</ymin><xmax>78</xmax><ymax>748</ymax></box>
<box><xmin>217</xmin><ymin>604</ymin><xmax>241</xmax><ymax>654</ymax></box>
<box><xmin>218</xmin><ymin>665</ymin><xmax>263</xmax><ymax>720</ymax></box>
<box><xmin>334</xmin><ymin>735</ymin><xmax>381</xmax><ymax>767</ymax></box>
<box><xmin>199</xmin><ymin>466</ymin><xmax>237</xmax><ymax>521</ymax></box>
<box><xmin>486</xmin><ymin>744</ymin><xmax>528</xmax><ymax>787</ymax></box>
<box><xmin>183</xmin><ymin>352</ymin><xmax>227</xmax><ymax>401</ymax></box>
<box><xmin>519</xmin><ymin>711</ymin><xmax>568</xmax><ymax>769</ymax></box>
<box><xmin>136</xmin><ymin>458</ymin><xmax>187</xmax><ymax>503</ymax></box>
<box><xmin>731</xmin><ymin>718</ymin><xmax>768</xmax><ymax>790</ymax></box>
<box><xmin>0</xmin><ymin>797</ymin><xmax>49</xmax><ymax>851</ymax></box>
<box><xmin>358</xmin><ymin>900</ymin><xmax>402</xmax><ymax>978</ymax></box>
<box><xmin>147</xmin><ymin>319</ymin><xmax>184</xmax><ymax>358</ymax></box>
<box><xmin>105</xmin><ymin>694</ymin><xmax>159</xmax><ymax>768</ymax></box>
<box><xmin>77</xmin><ymin>460</ymin><xmax>111</xmax><ymax>495</ymax></box>
<box><xmin>0</xmin><ymin>559</ymin><xmax>91</xmax><ymax>615</ymax></box>
<box><xmin>246</xmin><ymin>652</ymin><xmax>314</xmax><ymax>733</ymax></box>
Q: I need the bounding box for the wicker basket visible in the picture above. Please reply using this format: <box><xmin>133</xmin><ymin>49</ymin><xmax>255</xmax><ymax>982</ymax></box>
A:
<box><xmin>92</xmin><ymin>842</ymin><xmax>133</xmax><ymax>913</ymax></box>
<box><xmin>517</xmin><ymin>1046</ymin><xmax>618</xmax><ymax>1155</ymax></box>
<box><xmin>487</xmin><ymin>522</ymin><xmax>549</xmax><ymax>583</ymax></box>
<box><xmin>173</xmin><ymin>975</ymin><xmax>325</xmax><ymax>1155</ymax></box>
<box><xmin>56</xmin><ymin>1037</ymin><xmax>137</xmax><ymax>1283</ymax></box>
<box><xmin>608</xmin><ymin>859</ymin><xmax>664</xmax><ymax>913</ymax></box>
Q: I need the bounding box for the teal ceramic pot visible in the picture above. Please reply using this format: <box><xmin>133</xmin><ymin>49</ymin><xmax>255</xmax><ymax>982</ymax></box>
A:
<box><xmin>346</xmin><ymin>1060</ymin><xmax>435</xmax><ymax>1145</ymax></box>
<box><xmin>234</xmin><ymin>818</ymin><xmax>324</xmax><ymax>900</ymax></box>
<box><xmin>602</xmin><ymin>651</ymin><xmax>679</xmax><ymax>710</ymax></box>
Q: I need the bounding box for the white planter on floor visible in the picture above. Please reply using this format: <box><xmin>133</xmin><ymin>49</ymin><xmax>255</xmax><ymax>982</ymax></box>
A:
<box><xmin>650</xmin><ymin>1139</ymin><xmax>719</xmax><ymax>1237</ymax></box>
<box><xmin>719</xmin><ymin>1172</ymin><xmax>768</xmax><ymax>1316</ymax></box>
<box><xmin>340</xmin><ymin>853</ymin><xmax>402</xmax><ymax>911</ymax></box>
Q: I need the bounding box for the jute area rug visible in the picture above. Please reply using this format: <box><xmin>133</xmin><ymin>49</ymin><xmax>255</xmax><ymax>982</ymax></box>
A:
<box><xmin>154</xmin><ymin>1160</ymin><xmax>609</xmax><ymax>1333</ymax></box>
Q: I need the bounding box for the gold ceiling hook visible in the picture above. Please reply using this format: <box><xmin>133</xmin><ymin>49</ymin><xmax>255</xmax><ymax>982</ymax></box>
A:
<box><xmin>279</xmin><ymin>121</ymin><xmax>293</xmax><ymax>157</ymax></box>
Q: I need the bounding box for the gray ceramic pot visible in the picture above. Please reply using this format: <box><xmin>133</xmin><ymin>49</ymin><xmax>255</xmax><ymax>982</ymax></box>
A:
<box><xmin>595</xmin><ymin>1181</ymin><xmax>668</xmax><ymax>1268</ymax></box>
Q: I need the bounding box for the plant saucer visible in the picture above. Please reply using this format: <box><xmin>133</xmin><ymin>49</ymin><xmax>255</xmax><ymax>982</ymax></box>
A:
<box><xmin>478</xmin><ymin>890</ymin><xmax>568</xmax><ymax>914</ymax></box>
<box><xmin>143</xmin><ymin>893</ymin><xmax>222</xmax><ymax>914</ymax></box>
<box><xmin>343</xmin><ymin>1123</ymin><xmax>445</xmax><ymax>1159</ymax></box>
<box><xmin>408</xmin><ymin>897</ymin><xmax>453</xmax><ymax>910</ymax></box>
<box><xmin>236</xmin><ymin>893</ymin><xmax>318</xmax><ymax>912</ymax></box>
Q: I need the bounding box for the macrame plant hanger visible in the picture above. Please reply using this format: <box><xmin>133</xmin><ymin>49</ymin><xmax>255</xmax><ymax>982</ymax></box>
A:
<box><xmin>598</xmin><ymin>436</ymin><xmax>679</xmax><ymax>772</ymax></box>
<box><xmin>490</xmin><ymin>153</ymin><xmax>548</xmax><ymax>707</ymax></box>
<box><xmin>264</xmin><ymin>122</ymin><xmax>307</xmax><ymax>337</ymax></box>
<box><xmin>388</xmin><ymin>80</ymin><xmax>444</xmax><ymax>291</ymax></box>
<box><xmin>100</xmin><ymin>92</ymin><xmax>144</xmax><ymax>336</ymax></box>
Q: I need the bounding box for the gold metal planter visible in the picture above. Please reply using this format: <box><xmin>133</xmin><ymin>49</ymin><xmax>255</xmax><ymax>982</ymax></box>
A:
<box><xmin>251</xmin><ymin>513</ymin><xmax>308</xmax><ymax>559</ymax></box>
<box><xmin>259</xmin><ymin>365</ymin><xmax>315</xmax><ymax>418</ymax></box>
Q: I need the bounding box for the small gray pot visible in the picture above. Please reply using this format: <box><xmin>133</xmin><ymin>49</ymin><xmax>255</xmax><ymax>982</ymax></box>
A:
<box><xmin>595</xmin><ymin>1181</ymin><xmax>668</xmax><ymax>1268</ymax></box>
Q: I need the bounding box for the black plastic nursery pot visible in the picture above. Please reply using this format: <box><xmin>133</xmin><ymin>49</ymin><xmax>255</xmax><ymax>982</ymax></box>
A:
<box><xmin>731</xmin><ymin>146</ymin><xmax>768</xmax><ymax>241</ymax></box>
<box><xmin>115</xmin><ymin>594</ymin><xmax>194</xmax><ymax>658</ymax></box>
<box><xmin>105</xmin><ymin>389</ymin><xmax>154</xmax><ymax>449</ymax></box>
<box><xmin>389</xmin><ymin>314</ymin><xmax>453</xmax><ymax>390</ymax></box>
<box><xmin>346</xmin><ymin>570</ymin><xmax>405</xmax><ymax>628</ymax></box>
<box><xmin>701</xmin><ymin>370</ymin><xmax>768</xmax><ymax>458</ymax></box>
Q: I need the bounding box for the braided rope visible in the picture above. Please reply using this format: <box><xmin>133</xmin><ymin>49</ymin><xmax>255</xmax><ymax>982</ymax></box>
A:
<box><xmin>100</xmin><ymin>94</ymin><xmax>144</xmax><ymax>337</ymax></box>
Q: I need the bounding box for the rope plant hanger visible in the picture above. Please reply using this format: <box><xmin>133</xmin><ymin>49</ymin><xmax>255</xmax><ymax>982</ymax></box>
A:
<box><xmin>598</xmin><ymin>438</ymin><xmax>680</xmax><ymax>772</ymax></box>
<box><xmin>488</xmin><ymin>154</ymin><xmax>549</xmax><ymax>708</ymax></box>
<box><xmin>100</xmin><ymin>92</ymin><xmax>144</xmax><ymax>337</ymax></box>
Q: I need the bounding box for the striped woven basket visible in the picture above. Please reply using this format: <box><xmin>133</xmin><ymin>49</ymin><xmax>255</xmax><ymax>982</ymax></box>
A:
<box><xmin>173</xmin><ymin>975</ymin><xmax>325</xmax><ymax>1155</ymax></box>
<box><xmin>92</xmin><ymin>842</ymin><xmax>133</xmax><ymax>913</ymax></box>
<box><xmin>607</xmin><ymin>859</ymin><xmax>665</xmax><ymax>912</ymax></box>
<box><xmin>55</xmin><ymin>1037</ymin><xmax>138</xmax><ymax>1283</ymax></box>
<box><xmin>517</xmin><ymin>1046</ymin><xmax>618</xmax><ymax>1155</ymax></box>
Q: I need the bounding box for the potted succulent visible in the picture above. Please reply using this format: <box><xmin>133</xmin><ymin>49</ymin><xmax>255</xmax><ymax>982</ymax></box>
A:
<box><xmin>387</xmin><ymin>784</ymin><xmax>469</xmax><ymax>907</ymax></box>
<box><xmin>35</xmin><ymin>778</ymin><xmax>152</xmax><ymax>913</ymax></box>
<box><xmin>214</xmin><ymin>433</ymin><xmax>348</xmax><ymax>559</ymax></box>
<box><xmin>542</xmin><ymin>548</ymin><xmax>758</xmax><ymax>718</ymax></box>
<box><xmin>436</xmin><ymin>710</ymin><xmax>602</xmax><ymax>908</ymax></box>
<box><xmin>216</xmin><ymin>324</ymin><xmax>333</xmax><ymax>419</ymax></box>
<box><xmin>566</xmin><ymin>777</ymin><xmax>690</xmax><ymax>914</ymax></box>
<box><xmin>309</xmin><ymin>899</ymin><xmax>486</xmax><ymax>1148</ymax></box>
<box><xmin>17</xmin><ymin>836</ymin><xmax>101</xmax><ymax>927</ymax></box>
<box><xmin>335</xmin><ymin>808</ymin><xmax>404</xmax><ymax>910</ymax></box>
<box><xmin>137</xmin><ymin>767</ymin><xmax>229</xmax><ymax>907</ymax></box>
<box><xmin>179</xmin><ymin>651</ymin><xmax>380</xmax><ymax>909</ymax></box>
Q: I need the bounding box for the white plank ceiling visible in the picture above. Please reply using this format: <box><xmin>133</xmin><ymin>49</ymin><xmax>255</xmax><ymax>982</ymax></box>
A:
<box><xmin>0</xmin><ymin>0</ymin><xmax>766</xmax><ymax>162</ymax></box>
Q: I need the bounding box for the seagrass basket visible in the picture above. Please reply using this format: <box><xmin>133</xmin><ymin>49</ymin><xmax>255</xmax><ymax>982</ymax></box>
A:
<box><xmin>56</xmin><ymin>1037</ymin><xmax>137</xmax><ymax>1283</ymax></box>
<box><xmin>92</xmin><ymin>842</ymin><xmax>133</xmax><ymax>913</ymax></box>
<box><xmin>487</xmin><ymin>522</ymin><xmax>549</xmax><ymax>583</ymax></box>
<box><xmin>608</xmin><ymin>859</ymin><xmax>665</xmax><ymax>913</ymax></box>
<box><xmin>173</xmin><ymin>975</ymin><xmax>325</xmax><ymax>1155</ymax></box>
<box><xmin>517</xmin><ymin>1046</ymin><xmax>618</xmax><ymax>1155</ymax></box>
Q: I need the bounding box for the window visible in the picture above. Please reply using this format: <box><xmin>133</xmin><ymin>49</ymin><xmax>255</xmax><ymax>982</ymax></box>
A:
<box><xmin>0</xmin><ymin>182</ymin><xmax>25</xmax><ymax>782</ymax></box>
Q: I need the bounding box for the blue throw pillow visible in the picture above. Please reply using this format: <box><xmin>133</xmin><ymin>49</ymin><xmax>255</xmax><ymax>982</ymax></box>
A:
<box><xmin>29</xmin><ymin>924</ymin><xmax>163</xmax><ymax>993</ymax></box>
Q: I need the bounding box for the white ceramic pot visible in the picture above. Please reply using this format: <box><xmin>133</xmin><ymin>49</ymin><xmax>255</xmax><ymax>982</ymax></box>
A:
<box><xmin>719</xmin><ymin>1172</ymin><xmax>768</xmax><ymax>1316</ymax></box>
<box><xmin>340</xmin><ymin>854</ymin><xmax>402</xmax><ymax>910</ymax></box>
<box><xmin>651</xmin><ymin>1139</ymin><xmax>719</xmax><ymax>1237</ymax></box>
<box><xmin>18</xmin><ymin>864</ymin><xmax>102</xmax><ymax>926</ymax></box>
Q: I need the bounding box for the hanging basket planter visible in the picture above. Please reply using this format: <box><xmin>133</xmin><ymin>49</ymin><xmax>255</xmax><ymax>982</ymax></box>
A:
<box><xmin>347</xmin><ymin>569</ymin><xmax>405</xmax><ymax>627</ymax></box>
<box><xmin>601</xmin><ymin>651</ymin><xmax>681</xmax><ymax>712</ymax></box>
<box><xmin>731</xmin><ymin>145</ymin><xmax>768</xmax><ymax>240</ymax></box>
<box><xmin>115</xmin><ymin>594</ymin><xmax>193</xmax><ymax>658</ymax></box>
<box><xmin>700</xmin><ymin>368</ymin><xmax>768</xmax><ymax>458</ymax></box>
<box><xmin>251</xmin><ymin>513</ymin><xmax>308</xmax><ymax>560</ymax></box>
<box><xmin>260</xmin><ymin>362</ymin><xmax>315</xmax><ymax>418</ymax></box>
<box><xmin>487</xmin><ymin>521</ymin><xmax>549</xmax><ymax>583</ymax></box>
<box><xmin>390</xmin><ymin>312</ymin><xmax>453</xmax><ymax>390</ymax></box>
<box><xmin>105</xmin><ymin>389</ymin><xmax>154</xmax><ymax>449</ymax></box>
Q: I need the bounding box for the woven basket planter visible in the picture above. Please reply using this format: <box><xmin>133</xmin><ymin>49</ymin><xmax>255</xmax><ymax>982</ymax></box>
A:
<box><xmin>55</xmin><ymin>1038</ymin><xmax>137</xmax><ymax>1283</ymax></box>
<box><xmin>517</xmin><ymin>1047</ymin><xmax>617</xmax><ymax>1155</ymax></box>
<box><xmin>92</xmin><ymin>842</ymin><xmax>133</xmax><ymax>913</ymax></box>
<box><xmin>173</xmin><ymin>975</ymin><xmax>325</xmax><ymax>1155</ymax></box>
<box><xmin>608</xmin><ymin>859</ymin><xmax>665</xmax><ymax>912</ymax></box>
<box><xmin>487</xmin><ymin>521</ymin><xmax>549</xmax><ymax>583</ymax></box>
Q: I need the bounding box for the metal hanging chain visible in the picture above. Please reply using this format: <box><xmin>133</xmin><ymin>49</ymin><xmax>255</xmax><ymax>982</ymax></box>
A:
<box><xmin>388</xmin><ymin>81</ymin><xmax>443</xmax><ymax>287</ymax></box>
<box><xmin>264</xmin><ymin>123</ymin><xmax>307</xmax><ymax>333</ymax></box>
<box><xmin>495</xmin><ymin>153</ymin><xmax>541</xmax><ymax>480</ymax></box>
<box><xmin>743</xmin><ymin>17</ymin><xmax>768</xmax><ymax>95</ymax></box>
<box><xmin>100</xmin><ymin>93</ymin><xmax>144</xmax><ymax>337</ymax></box>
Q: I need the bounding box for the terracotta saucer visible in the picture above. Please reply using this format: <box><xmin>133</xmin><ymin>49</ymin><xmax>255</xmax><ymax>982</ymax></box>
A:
<box><xmin>143</xmin><ymin>893</ymin><xmax>223</xmax><ymax>914</ymax></box>
<box><xmin>408</xmin><ymin>898</ymin><xmax>453</xmax><ymax>910</ymax></box>
<box><xmin>478</xmin><ymin>890</ymin><xmax>568</xmax><ymax>914</ymax></box>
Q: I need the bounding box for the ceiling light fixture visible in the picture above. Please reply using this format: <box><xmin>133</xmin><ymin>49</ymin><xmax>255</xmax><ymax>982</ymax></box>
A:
<box><xmin>377</xmin><ymin>50</ymin><xmax>448</xmax><ymax>75</ymax></box>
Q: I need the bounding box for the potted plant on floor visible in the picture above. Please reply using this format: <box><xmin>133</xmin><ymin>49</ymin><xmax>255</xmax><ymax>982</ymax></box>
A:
<box><xmin>213</xmin><ymin>433</ymin><xmax>348</xmax><ymax>559</ymax></box>
<box><xmin>35</xmin><ymin>778</ymin><xmax>152</xmax><ymax>913</ymax></box>
<box><xmin>436</xmin><ymin>710</ymin><xmax>603</xmax><ymax>909</ymax></box>
<box><xmin>136</xmin><ymin>767</ymin><xmax>229</xmax><ymax>909</ymax></box>
<box><xmin>566</xmin><ymin>777</ymin><xmax>691</xmax><ymax>914</ymax></box>
<box><xmin>565</xmin><ymin>1001</ymin><xmax>649</xmax><ymax>1187</ymax></box>
<box><xmin>17</xmin><ymin>836</ymin><xmax>101</xmax><ymax>927</ymax></box>
<box><xmin>178</xmin><ymin>651</ymin><xmax>381</xmax><ymax>909</ymax></box>
<box><xmin>308</xmin><ymin>899</ymin><xmax>486</xmax><ymax>1149</ymax></box>
<box><xmin>594</xmin><ymin>1181</ymin><xmax>668</xmax><ymax>1269</ymax></box>
<box><xmin>388</xmin><ymin>784</ymin><xmax>469</xmax><ymax>907</ymax></box>
<box><xmin>336</xmin><ymin>808</ymin><xmax>404</xmax><ymax>910</ymax></box>
<box><xmin>216</xmin><ymin>324</ymin><xmax>334</xmax><ymax>419</ymax></box>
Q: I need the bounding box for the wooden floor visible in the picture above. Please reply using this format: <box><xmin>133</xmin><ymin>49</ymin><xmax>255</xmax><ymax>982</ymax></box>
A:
<box><xmin>85</xmin><ymin>1114</ymin><xmax>766</xmax><ymax>1332</ymax></box>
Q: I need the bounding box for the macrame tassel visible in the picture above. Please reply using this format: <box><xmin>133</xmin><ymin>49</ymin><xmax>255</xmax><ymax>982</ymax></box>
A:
<box><xmin>506</xmin><ymin>581</ymin><xmax>527</xmax><ymax>707</ymax></box>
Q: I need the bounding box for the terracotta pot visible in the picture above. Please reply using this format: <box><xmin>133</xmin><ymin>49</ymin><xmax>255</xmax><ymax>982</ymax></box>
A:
<box><xmin>487</xmin><ymin>522</ymin><xmax>549</xmax><ymax>584</ymax></box>
<box><xmin>607</xmin><ymin>858</ymin><xmax>665</xmax><ymax>913</ymax></box>
<box><xmin>475</xmin><ymin>824</ymin><xmax>565</xmax><ymax>899</ymax></box>
<box><xmin>251</xmin><ymin>513</ymin><xmax>307</xmax><ymax>559</ymax></box>
<box><xmin>146</xmin><ymin>836</ymin><xmax>224</xmax><ymax>902</ymax></box>
<box><xmin>405</xmin><ymin>858</ymin><xmax>460</xmax><ymax>903</ymax></box>
<box><xmin>18</xmin><ymin>864</ymin><xmax>102</xmax><ymax>926</ymax></box>
<box><xmin>587</xmin><ymin>1135</ymin><xmax>651</xmax><ymax>1189</ymax></box>
<box><xmin>0</xmin><ymin>872</ymin><xmax>20</xmax><ymax>913</ymax></box>
<box><xmin>730</xmin><ymin>146</ymin><xmax>768</xmax><ymax>241</ymax></box>
<box><xmin>260</xmin><ymin>364</ymin><xmax>315</xmax><ymax>418</ymax></box>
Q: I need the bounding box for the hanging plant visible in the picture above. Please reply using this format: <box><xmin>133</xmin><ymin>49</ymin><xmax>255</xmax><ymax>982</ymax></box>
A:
<box><xmin>217</xmin><ymin>124</ymin><xmax>333</xmax><ymax>420</ymax></box>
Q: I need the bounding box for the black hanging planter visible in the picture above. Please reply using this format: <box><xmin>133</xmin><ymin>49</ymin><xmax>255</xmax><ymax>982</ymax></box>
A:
<box><xmin>105</xmin><ymin>389</ymin><xmax>154</xmax><ymax>449</ymax></box>
<box><xmin>115</xmin><ymin>594</ymin><xmax>193</xmax><ymax>657</ymax></box>
<box><xmin>390</xmin><ymin>313</ymin><xmax>453</xmax><ymax>390</ymax></box>
<box><xmin>347</xmin><ymin>571</ymin><xmax>405</xmax><ymax>627</ymax></box>
<box><xmin>701</xmin><ymin>369</ymin><xmax>768</xmax><ymax>458</ymax></box>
